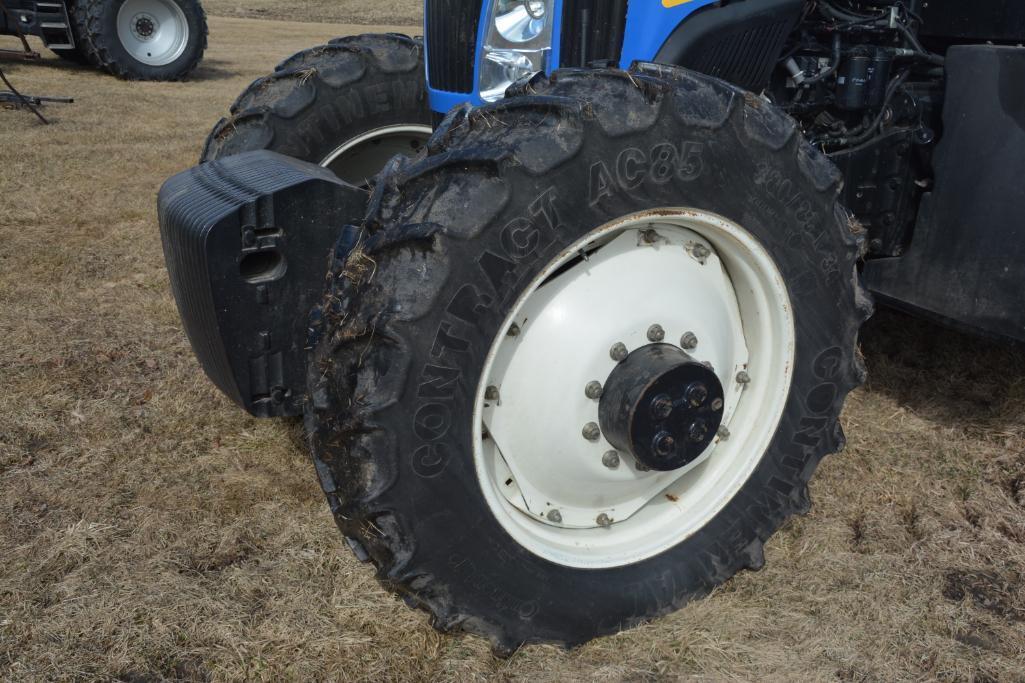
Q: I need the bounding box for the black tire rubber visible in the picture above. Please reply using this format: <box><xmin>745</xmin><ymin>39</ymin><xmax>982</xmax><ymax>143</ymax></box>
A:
<box><xmin>305</xmin><ymin>64</ymin><xmax>873</xmax><ymax>651</ymax></box>
<box><xmin>201</xmin><ymin>34</ymin><xmax>431</xmax><ymax>171</ymax></box>
<box><xmin>72</xmin><ymin>0</ymin><xmax>206</xmax><ymax>80</ymax></box>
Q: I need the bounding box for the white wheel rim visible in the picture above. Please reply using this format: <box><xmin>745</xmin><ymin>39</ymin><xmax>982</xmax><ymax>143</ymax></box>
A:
<box><xmin>473</xmin><ymin>208</ymin><xmax>796</xmax><ymax>568</ymax></box>
<box><xmin>319</xmin><ymin>124</ymin><xmax>433</xmax><ymax>185</ymax></box>
<box><xmin>116</xmin><ymin>0</ymin><xmax>189</xmax><ymax>66</ymax></box>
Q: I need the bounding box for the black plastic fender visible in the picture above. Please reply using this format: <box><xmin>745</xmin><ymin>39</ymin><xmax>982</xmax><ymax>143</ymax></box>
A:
<box><xmin>158</xmin><ymin>151</ymin><xmax>367</xmax><ymax>417</ymax></box>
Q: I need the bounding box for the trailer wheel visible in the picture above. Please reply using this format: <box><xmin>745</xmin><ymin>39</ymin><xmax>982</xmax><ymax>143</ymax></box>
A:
<box><xmin>306</xmin><ymin>64</ymin><xmax>872</xmax><ymax>650</ymax></box>
<box><xmin>72</xmin><ymin>0</ymin><xmax>206</xmax><ymax>80</ymax></box>
<box><xmin>202</xmin><ymin>34</ymin><xmax>432</xmax><ymax>186</ymax></box>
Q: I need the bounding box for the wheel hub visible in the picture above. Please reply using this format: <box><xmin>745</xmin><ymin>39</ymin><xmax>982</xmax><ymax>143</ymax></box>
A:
<box><xmin>599</xmin><ymin>344</ymin><xmax>725</xmax><ymax>472</ymax></box>
<box><xmin>134</xmin><ymin>14</ymin><xmax>156</xmax><ymax>38</ymax></box>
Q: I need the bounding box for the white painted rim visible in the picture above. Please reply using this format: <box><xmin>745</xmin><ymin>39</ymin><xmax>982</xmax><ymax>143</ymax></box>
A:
<box><xmin>319</xmin><ymin>124</ymin><xmax>434</xmax><ymax>183</ymax></box>
<box><xmin>472</xmin><ymin>209</ymin><xmax>796</xmax><ymax>569</ymax></box>
<box><xmin>116</xmin><ymin>0</ymin><xmax>189</xmax><ymax>67</ymax></box>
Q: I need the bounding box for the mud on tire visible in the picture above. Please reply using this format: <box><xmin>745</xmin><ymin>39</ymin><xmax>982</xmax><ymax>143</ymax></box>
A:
<box><xmin>202</xmin><ymin>33</ymin><xmax>431</xmax><ymax>181</ymax></box>
<box><xmin>305</xmin><ymin>64</ymin><xmax>873</xmax><ymax>650</ymax></box>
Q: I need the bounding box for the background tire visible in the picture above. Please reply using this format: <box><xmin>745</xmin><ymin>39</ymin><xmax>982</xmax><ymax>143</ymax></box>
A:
<box><xmin>304</xmin><ymin>65</ymin><xmax>873</xmax><ymax>650</ymax></box>
<box><xmin>72</xmin><ymin>0</ymin><xmax>206</xmax><ymax>80</ymax></box>
<box><xmin>202</xmin><ymin>34</ymin><xmax>432</xmax><ymax>186</ymax></box>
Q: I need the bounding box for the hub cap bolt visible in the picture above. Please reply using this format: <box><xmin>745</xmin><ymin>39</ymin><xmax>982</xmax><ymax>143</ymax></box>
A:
<box><xmin>650</xmin><ymin>393</ymin><xmax>673</xmax><ymax>419</ymax></box>
<box><xmin>736</xmin><ymin>370</ymin><xmax>751</xmax><ymax>385</ymax></box>
<box><xmin>692</xmin><ymin>243</ymin><xmax>711</xmax><ymax>261</ymax></box>
<box><xmin>610</xmin><ymin>342</ymin><xmax>628</xmax><ymax>362</ymax></box>
<box><xmin>680</xmin><ymin>331</ymin><xmax>698</xmax><ymax>350</ymax></box>
<box><xmin>484</xmin><ymin>385</ymin><xmax>500</xmax><ymax>401</ymax></box>
<box><xmin>711</xmin><ymin>397</ymin><xmax>724</xmax><ymax>411</ymax></box>
<box><xmin>582</xmin><ymin>422</ymin><xmax>601</xmax><ymax>441</ymax></box>
<box><xmin>547</xmin><ymin>509</ymin><xmax>562</xmax><ymax>523</ymax></box>
<box><xmin>602</xmin><ymin>450</ymin><xmax>620</xmax><ymax>469</ymax></box>
<box><xmin>718</xmin><ymin>425</ymin><xmax>731</xmax><ymax>440</ymax></box>
<box><xmin>647</xmin><ymin>324</ymin><xmax>665</xmax><ymax>342</ymax></box>
<box><xmin>596</xmin><ymin>513</ymin><xmax>613</xmax><ymax>527</ymax></box>
<box><xmin>584</xmin><ymin>381</ymin><xmax>603</xmax><ymax>399</ymax></box>
<box><xmin>685</xmin><ymin>382</ymin><xmax>708</xmax><ymax>407</ymax></box>
<box><xmin>652</xmin><ymin>431</ymin><xmax>676</xmax><ymax>457</ymax></box>
<box><xmin>688</xmin><ymin>419</ymin><xmax>709</xmax><ymax>442</ymax></box>
<box><xmin>507</xmin><ymin>323</ymin><xmax>520</xmax><ymax>337</ymax></box>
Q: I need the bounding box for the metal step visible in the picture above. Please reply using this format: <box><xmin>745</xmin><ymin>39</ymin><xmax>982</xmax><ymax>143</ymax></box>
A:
<box><xmin>33</xmin><ymin>2</ymin><xmax>75</xmax><ymax>49</ymax></box>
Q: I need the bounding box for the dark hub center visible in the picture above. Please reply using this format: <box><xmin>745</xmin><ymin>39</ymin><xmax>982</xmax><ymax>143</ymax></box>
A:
<box><xmin>136</xmin><ymin>16</ymin><xmax>155</xmax><ymax>37</ymax></box>
<box><xmin>598</xmin><ymin>343</ymin><xmax>725</xmax><ymax>471</ymax></box>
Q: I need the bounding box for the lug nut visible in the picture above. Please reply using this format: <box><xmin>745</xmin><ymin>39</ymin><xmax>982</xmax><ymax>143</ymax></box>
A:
<box><xmin>610</xmin><ymin>342</ymin><xmax>628</xmax><ymax>362</ymax></box>
<box><xmin>484</xmin><ymin>385</ymin><xmax>500</xmax><ymax>401</ymax></box>
<box><xmin>585</xmin><ymin>381</ymin><xmax>603</xmax><ymax>399</ymax></box>
<box><xmin>647</xmin><ymin>324</ymin><xmax>665</xmax><ymax>342</ymax></box>
<box><xmin>652</xmin><ymin>431</ymin><xmax>676</xmax><ymax>457</ymax></box>
<box><xmin>650</xmin><ymin>393</ymin><xmax>673</xmax><ymax>419</ymax></box>
<box><xmin>692</xmin><ymin>243</ymin><xmax>711</xmax><ymax>261</ymax></box>
<box><xmin>718</xmin><ymin>425</ymin><xmax>731</xmax><ymax>440</ymax></box>
<box><xmin>688</xmin><ymin>419</ymin><xmax>709</xmax><ymax>443</ymax></box>
<box><xmin>685</xmin><ymin>382</ymin><xmax>708</xmax><ymax>407</ymax></box>
<box><xmin>680</xmin><ymin>331</ymin><xmax>698</xmax><ymax>350</ymax></box>
<box><xmin>547</xmin><ymin>509</ymin><xmax>562</xmax><ymax>523</ymax></box>
<box><xmin>641</xmin><ymin>228</ymin><xmax>659</xmax><ymax>244</ymax></box>
<box><xmin>596</xmin><ymin>513</ymin><xmax>613</xmax><ymax>527</ymax></box>
<box><xmin>582</xmin><ymin>422</ymin><xmax>601</xmax><ymax>441</ymax></box>
<box><xmin>507</xmin><ymin>323</ymin><xmax>520</xmax><ymax>337</ymax></box>
<box><xmin>710</xmin><ymin>397</ymin><xmax>724</xmax><ymax>411</ymax></box>
<box><xmin>602</xmin><ymin>450</ymin><xmax>620</xmax><ymax>469</ymax></box>
<box><xmin>736</xmin><ymin>370</ymin><xmax>751</xmax><ymax>385</ymax></box>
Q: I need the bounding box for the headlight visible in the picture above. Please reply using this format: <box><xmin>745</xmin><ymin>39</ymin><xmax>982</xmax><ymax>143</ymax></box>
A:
<box><xmin>480</xmin><ymin>0</ymin><xmax>553</xmax><ymax>102</ymax></box>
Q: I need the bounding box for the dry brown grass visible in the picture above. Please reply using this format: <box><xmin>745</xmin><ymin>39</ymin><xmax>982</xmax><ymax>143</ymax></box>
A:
<box><xmin>2</xmin><ymin>13</ymin><xmax>1025</xmax><ymax>683</ymax></box>
<box><xmin>201</xmin><ymin>0</ymin><xmax>422</xmax><ymax>26</ymax></box>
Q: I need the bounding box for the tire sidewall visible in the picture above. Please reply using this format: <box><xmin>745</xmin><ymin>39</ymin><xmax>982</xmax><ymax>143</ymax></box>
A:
<box><xmin>358</xmin><ymin>106</ymin><xmax>857</xmax><ymax>644</ymax></box>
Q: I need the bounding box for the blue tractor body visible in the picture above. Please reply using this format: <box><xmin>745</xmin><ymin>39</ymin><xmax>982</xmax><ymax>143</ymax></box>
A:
<box><xmin>426</xmin><ymin>0</ymin><xmax>720</xmax><ymax>113</ymax></box>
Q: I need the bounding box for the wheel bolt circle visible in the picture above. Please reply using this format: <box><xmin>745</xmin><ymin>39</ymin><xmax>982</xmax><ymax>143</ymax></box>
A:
<box><xmin>680</xmin><ymin>331</ymin><xmax>698</xmax><ymax>350</ymax></box>
<box><xmin>585</xmin><ymin>381</ymin><xmax>603</xmax><ymax>399</ymax></box>
<box><xmin>547</xmin><ymin>509</ymin><xmax>562</xmax><ymax>523</ymax></box>
<box><xmin>609</xmin><ymin>342</ymin><xmax>628</xmax><ymax>362</ymax></box>
<box><xmin>736</xmin><ymin>370</ymin><xmax>751</xmax><ymax>384</ymax></box>
<box><xmin>647</xmin><ymin>324</ymin><xmax>665</xmax><ymax>342</ymax></box>
<box><xmin>596</xmin><ymin>513</ymin><xmax>612</xmax><ymax>527</ymax></box>
<box><xmin>711</xmin><ymin>397</ymin><xmax>724</xmax><ymax>411</ymax></box>
<box><xmin>484</xmin><ymin>385</ymin><xmax>499</xmax><ymax>401</ymax></box>
<box><xmin>602</xmin><ymin>450</ymin><xmax>620</xmax><ymax>469</ymax></box>
<box><xmin>582</xmin><ymin>422</ymin><xmax>601</xmax><ymax>441</ymax></box>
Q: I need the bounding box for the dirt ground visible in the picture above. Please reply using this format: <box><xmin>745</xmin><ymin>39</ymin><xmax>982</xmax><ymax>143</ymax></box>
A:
<box><xmin>1</xmin><ymin>11</ymin><xmax>1024</xmax><ymax>683</ymax></box>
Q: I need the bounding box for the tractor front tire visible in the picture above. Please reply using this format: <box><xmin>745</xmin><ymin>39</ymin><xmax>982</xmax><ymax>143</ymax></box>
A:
<box><xmin>72</xmin><ymin>0</ymin><xmax>206</xmax><ymax>80</ymax></box>
<box><xmin>202</xmin><ymin>34</ymin><xmax>432</xmax><ymax>186</ymax></box>
<box><xmin>305</xmin><ymin>65</ymin><xmax>872</xmax><ymax>650</ymax></box>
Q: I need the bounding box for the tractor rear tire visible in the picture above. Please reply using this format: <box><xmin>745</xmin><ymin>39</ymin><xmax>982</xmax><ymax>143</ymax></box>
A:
<box><xmin>202</xmin><ymin>34</ymin><xmax>432</xmax><ymax>186</ymax></box>
<box><xmin>305</xmin><ymin>65</ymin><xmax>872</xmax><ymax>650</ymax></box>
<box><xmin>72</xmin><ymin>0</ymin><xmax>207</xmax><ymax>80</ymax></box>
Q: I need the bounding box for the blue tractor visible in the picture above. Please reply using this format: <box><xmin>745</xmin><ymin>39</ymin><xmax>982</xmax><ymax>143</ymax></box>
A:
<box><xmin>161</xmin><ymin>1</ymin><xmax>1025</xmax><ymax>649</ymax></box>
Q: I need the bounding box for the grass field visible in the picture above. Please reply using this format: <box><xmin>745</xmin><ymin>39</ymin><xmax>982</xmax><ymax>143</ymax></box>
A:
<box><xmin>2</xmin><ymin>11</ymin><xmax>1024</xmax><ymax>682</ymax></box>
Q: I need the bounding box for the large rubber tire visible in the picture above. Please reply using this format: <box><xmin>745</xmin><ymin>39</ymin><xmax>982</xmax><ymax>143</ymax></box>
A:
<box><xmin>201</xmin><ymin>34</ymin><xmax>431</xmax><ymax>182</ymax></box>
<box><xmin>305</xmin><ymin>65</ymin><xmax>873</xmax><ymax>650</ymax></box>
<box><xmin>72</xmin><ymin>0</ymin><xmax>206</xmax><ymax>80</ymax></box>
